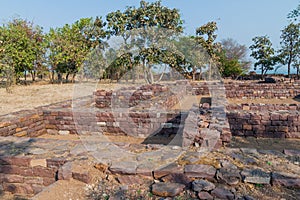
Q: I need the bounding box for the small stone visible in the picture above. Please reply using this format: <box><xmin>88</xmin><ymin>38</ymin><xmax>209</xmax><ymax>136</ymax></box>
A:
<box><xmin>58</xmin><ymin>130</ymin><xmax>69</xmax><ymax>135</ymax></box>
<box><xmin>220</xmin><ymin>160</ymin><xmax>237</xmax><ymax>169</ymax></box>
<box><xmin>243</xmin><ymin>195</ymin><xmax>256</xmax><ymax>200</ymax></box>
<box><xmin>192</xmin><ymin>179</ymin><xmax>215</xmax><ymax>192</ymax></box>
<box><xmin>241</xmin><ymin>168</ymin><xmax>270</xmax><ymax>184</ymax></box>
<box><xmin>152</xmin><ymin>182</ymin><xmax>185</xmax><ymax>197</ymax></box>
<box><xmin>198</xmin><ymin>191</ymin><xmax>213</xmax><ymax>200</ymax></box>
<box><xmin>97</xmin><ymin>122</ymin><xmax>106</xmax><ymax>127</ymax></box>
<box><xmin>211</xmin><ymin>187</ymin><xmax>234</xmax><ymax>200</ymax></box>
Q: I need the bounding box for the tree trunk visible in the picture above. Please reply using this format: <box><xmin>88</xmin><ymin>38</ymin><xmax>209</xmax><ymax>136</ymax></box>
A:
<box><xmin>157</xmin><ymin>64</ymin><xmax>167</xmax><ymax>83</ymax></box>
<box><xmin>192</xmin><ymin>67</ymin><xmax>196</xmax><ymax>82</ymax></box>
<box><xmin>288</xmin><ymin>57</ymin><xmax>292</xmax><ymax>79</ymax></box>
<box><xmin>72</xmin><ymin>74</ymin><xmax>76</xmax><ymax>83</ymax></box>
<box><xmin>31</xmin><ymin>71</ymin><xmax>36</xmax><ymax>82</ymax></box>
<box><xmin>66</xmin><ymin>73</ymin><xmax>69</xmax><ymax>83</ymax></box>
<box><xmin>58</xmin><ymin>73</ymin><xmax>62</xmax><ymax>84</ymax></box>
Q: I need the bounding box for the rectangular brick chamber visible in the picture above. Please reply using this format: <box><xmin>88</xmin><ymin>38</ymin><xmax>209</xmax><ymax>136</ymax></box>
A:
<box><xmin>0</xmin><ymin>81</ymin><xmax>300</xmax><ymax>139</ymax></box>
<box><xmin>0</xmin><ymin>81</ymin><xmax>300</xmax><ymax>197</ymax></box>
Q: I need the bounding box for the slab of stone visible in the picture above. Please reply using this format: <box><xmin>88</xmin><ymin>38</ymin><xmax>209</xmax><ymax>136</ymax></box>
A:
<box><xmin>240</xmin><ymin>148</ymin><xmax>259</xmax><ymax>155</ymax></box>
<box><xmin>161</xmin><ymin>173</ymin><xmax>191</xmax><ymax>187</ymax></box>
<box><xmin>117</xmin><ymin>175</ymin><xmax>150</xmax><ymax>185</ymax></box>
<box><xmin>198</xmin><ymin>191</ymin><xmax>213</xmax><ymax>200</ymax></box>
<box><xmin>257</xmin><ymin>149</ymin><xmax>285</xmax><ymax>157</ymax></box>
<box><xmin>271</xmin><ymin>172</ymin><xmax>300</xmax><ymax>188</ymax></box>
<box><xmin>152</xmin><ymin>182</ymin><xmax>185</xmax><ymax>197</ymax></box>
<box><xmin>154</xmin><ymin>163</ymin><xmax>183</xmax><ymax>179</ymax></box>
<box><xmin>192</xmin><ymin>179</ymin><xmax>215</xmax><ymax>192</ymax></box>
<box><xmin>283</xmin><ymin>149</ymin><xmax>300</xmax><ymax>156</ymax></box>
<box><xmin>184</xmin><ymin>164</ymin><xmax>216</xmax><ymax>181</ymax></box>
<box><xmin>211</xmin><ymin>187</ymin><xmax>235</xmax><ymax>200</ymax></box>
<box><xmin>58</xmin><ymin>162</ymin><xmax>72</xmax><ymax>180</ymax></box>
<box><xmin>241</xmin><ymin>168</ymin><xmax>270</xmax><ymax>184</ymax></box>
<box><xmin>109</xmin><ymin>161</ymin><xmax>137</xmax><ymax>175</ymax></box>
<box><xmin>217</xmin><ymin>167</ymin><xmax>241</xmax><ymax>186</ymax></box>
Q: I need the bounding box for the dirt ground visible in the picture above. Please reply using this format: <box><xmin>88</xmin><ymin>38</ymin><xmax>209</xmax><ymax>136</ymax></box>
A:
<box><xmin>0</xmin><ymin>81</ymin><xmax>121</xmax><ymax>115</ymax></box>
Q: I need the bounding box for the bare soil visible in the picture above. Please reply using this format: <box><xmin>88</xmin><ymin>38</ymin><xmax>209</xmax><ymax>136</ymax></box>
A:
<box><xmin>0</xmin><ymin>81</ymin><xmax>119</xmax><ymax>116</ymax></box>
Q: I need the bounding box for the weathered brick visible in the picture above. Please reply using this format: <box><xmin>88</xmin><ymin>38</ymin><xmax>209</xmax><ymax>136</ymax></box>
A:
<box><xmin>2</xmin><ymin>174</ymin><xmax>24</xmax><ymax>183</ymax></box>
<box><xmin>3</xmin><ymin>183</ymin><xmax>34</xmax><ymax>195</ymax></box>
<box><xmin>32</xmin><ymin>166</ymin><xmax>57</xmax><ymax>178</ymax></box>
<box><xmin>43</xmin><ymin>177</ymin><xmax>56</xmax><ymax>186</ymax></box>
<box><xmin>0</xmin><ymin>156</ymin><xmax>31</xmax><ymax>167</ymax></box>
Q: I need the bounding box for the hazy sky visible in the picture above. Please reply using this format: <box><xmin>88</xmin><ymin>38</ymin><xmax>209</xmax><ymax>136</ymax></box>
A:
<box><xmin>0</xmin><ymin>0</ymin><xmax>298</xmax><ymax>50</ymax></box>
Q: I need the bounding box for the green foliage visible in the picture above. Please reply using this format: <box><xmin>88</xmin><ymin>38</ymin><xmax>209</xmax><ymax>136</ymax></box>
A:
<box><xmin>195</xmin><ymin>21</ymin><xmax>221</xmax><ymax>60</ymax></box>
<box><xmin>218</xmin><ymin>38</ymin><xmax>250</xmax><ymax>78</ymax></box>
<box><xmin>288</xmin><ymin>3</ymin><xmax>300</xmax><ymax>22</ymax></box>
<box><xmin>0</xmin><ymin>18</ymin><xmax>45</xmax><ymax>83</ymax></box>
<box><xmin>279</xmin><ymin>22</ymin><xmax>300</xmax><ymax>77</ymax></box>
<box><xmin>106</xmin><ymin>0</ymin><xmax>184</xmax><ymax>84</ymax></box>
<box><xmin>46</xmin><ymin>17</ymin><xmax>107</xmax><ymax>82</ymax></box>
<box><xmin>249</xmin><ymin>36</ymin><xmax>279</xmax><ymax>78</ymax></box>
<box><xmin>218</xmin><ymin>50</ymin><xmax>244</xmax><ymax>78</ymax></box>
<box><xmin>173</xmin><ymin>36</ymin><xmax>208</xmax><ymax>80</ymax></box>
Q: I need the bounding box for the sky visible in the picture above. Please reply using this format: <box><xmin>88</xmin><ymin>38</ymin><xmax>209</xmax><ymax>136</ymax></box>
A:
<box><xmin>0</xmin><ymin>0</ymin><xmax>299</xmax><ymax>72</ymax></box>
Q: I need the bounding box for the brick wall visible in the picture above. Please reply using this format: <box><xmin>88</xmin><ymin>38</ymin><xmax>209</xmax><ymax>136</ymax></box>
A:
<box><xmin>0</xmin><ymin>110</ymin><xmax>46</xmax><ymax>137</ymax></box>
<box><xmin>227</xmin><ymin>110</ymin><xmax>300</xmax><ymax>139</ymax></box>
<box><xmin>0</xmin><ymin>156</ymin><xmax>65</xmax><ymax>197</ymax></box>
<box><xmin>94</xmin><ymin>84</ymin><xmax>182</xmax><ymax>109</ymax></box>
<box><xmin>191</xmin><ymin>81</ymin><xmax>300</xmax><ymax>99</ymax></box>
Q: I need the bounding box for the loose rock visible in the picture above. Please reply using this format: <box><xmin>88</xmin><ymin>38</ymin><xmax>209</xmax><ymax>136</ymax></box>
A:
<box><xmin>151</xmin><ymin>182</ymin><xmax>185</xmax><ymax>197</ymax></box>
<box><xmin>192</xmin><ymin>179</ymin><xmax>215</xmax><ymax>192</ymax></box>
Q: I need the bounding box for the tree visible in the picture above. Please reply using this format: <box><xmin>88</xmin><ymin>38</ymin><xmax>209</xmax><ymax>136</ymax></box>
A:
<box><xmin>279</xmin><ymin>22</ymin><xmax>300</xmax><ymax>78</ymax></box>
<box><xmin>288</xmin><ymin>3</ymin><xmax>300</xmax><ymax>22</ymax></box>
<box><xmin>47</xmin><ymin>17</ymin><xmax>107</xmax><ymax>83</ymax></box>
<box><xmin>195</xmin><ymin>21</ymin><xmax>222</xmax><ymax>79</ymax></box>
<box><xmin>218</xmin><ymin>38</ymin><xmax>250</xmax><ymax>78</ymax></box>
<box><xmin>249</xmin><ymin>36</ymin><xmax>279</xmax><ymax>78</ymax></box>
<box><xmin>218</xmin><ymin>50</ymin><xmax>243</xmax><ymax>78</ymax></box>
<box><xmin>0</xmin><ymin>18</ymin><xmax>45</xmax><ymax>84</ymax></box>
<box><xmin>106</xmin><ymin>0</ymin><xmax>183</xmax><ymax>84</ymax></box>
<box><xmin>173</xmin><ymin>36</ymin><xmax>207</xmax><ymax>81</ymax></box>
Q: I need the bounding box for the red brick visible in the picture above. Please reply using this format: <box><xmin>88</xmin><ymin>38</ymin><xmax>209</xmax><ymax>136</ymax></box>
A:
<box><xmin>46</xmin><ymin>158</ymin><xmax>67</xmax><ymax>169</ymax></box>
<box><xmin>43</xmin><ymin>177</ymin><xmax>56</xmax><ymax>186</ymax></box>
<box><xmin>0</xmin><ymin>156</ymin><xmax>31</xmax><ymax>167</ymax></box>
<box><xmin>72</xmin><ymin>172</ymin><xmax>92</xmax><ymax>184</ymax></box>
<box><xmin>0</xmin><ymin>165</ymin><xmax>33</xmax><ymax>176</ymax></box>
<box><xmin>2</xmin><ymin>174</ymin><xmax>24</xmax><ymax>183</ymax></box>
<box><xmin>32</xmin><ymin>166</ymin><xmax>56</xmax><ymax>178</ymax></box>
<box><xmin>31</xmin><ymin>184</ymin><xmax>44</xmax><ymax>194</ymax></box>
<box><xmin>24</xmin><ymin>177</ymin><xmax>43</xmax><ymax>184</ymax></box>
<box><xmin>3</xmin><ymin>183</ymin><xmax>34</xmax><ymax>195</ymax></box>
